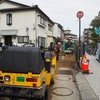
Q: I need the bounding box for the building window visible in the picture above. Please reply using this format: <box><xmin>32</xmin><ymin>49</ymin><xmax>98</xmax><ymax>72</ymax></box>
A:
<box><xmin>18</xmin><ymin>36</ymin><xmax>29</xmax><ymax>43</ymax></box>
<box><xmin>48</xmin><ymin>24</ymin><xmax>52</xmax><ymax>31</ymax></box>
<box><xmin>38</xmin><ymin>36</ymin><xmax>46</xmax><ymax>48</ymax></box>
<box><xmin>6</xmin><ymin>14</ymin><xmax>12</xmax><ymax>25</ymax></box>
<box><xmin>40</xmin><ymin>17</ymin><xmax>46</xmax><ymax>26</ymax></box>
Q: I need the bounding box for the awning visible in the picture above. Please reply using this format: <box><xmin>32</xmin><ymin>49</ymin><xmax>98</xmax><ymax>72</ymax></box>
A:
<box><xmin>0</xmin><ymin>30</ymin><xmax>18</xmax><ymax>36</ymax></box>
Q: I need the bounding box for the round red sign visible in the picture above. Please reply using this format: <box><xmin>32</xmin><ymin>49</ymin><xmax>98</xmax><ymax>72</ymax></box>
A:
<box><xmin>77</xmin><ymin>11</ymin><xmax>84</xmax><ymax>18</ymax></box>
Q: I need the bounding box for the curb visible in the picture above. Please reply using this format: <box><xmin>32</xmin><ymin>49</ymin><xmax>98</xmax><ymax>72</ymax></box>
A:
<box><xmin>76</xmin><ymin>72</ymin><xmax>99</xmax><ymax>100</ymax></box>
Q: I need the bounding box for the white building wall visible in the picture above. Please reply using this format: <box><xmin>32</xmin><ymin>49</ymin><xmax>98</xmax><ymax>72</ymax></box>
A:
<box><xmin>37</xmin><ymin>26</ymin><xmax>47</xmax><ymax>38</ymax></box>
<box><xmin>53</xmin><ymin>23</ymin><xmax>61</xmax><ymax>38</ymax></box>
<box><xmin>57</xmin><ymin>28</ymin><xmax>61</xmax><ymax>38</ymax></box>
<box><xmin>0</xmin><ymin>9</ymin><xmax>48</xmax><ymax>46</ymax></box>
<box><xmin>0</xmin><ymin>1</ymin><xmax>22</xmax><ymax>9</ymax></box>
<box><xmin>0</xmin><ymin>10</ymin><xmax>37</xmax><ymax>46</ymax></box>
<box><xmin>36</xmin><ymin>15</ymin><xmax>47</xmax><ymax>46</ymax></box>
<box><xmin>36</xmin><ymin>15</ymin><xmax>47</xmax><ymax>38</ymax></box>
<box><xmin>1</xmin><ymin>11</ymin><xmax>35</xmax><ymax>30</ymax></box>
<box><xmin>53</xmin><ymin>24</ymin><xmax>58</xmax><ymax>38</ymax></box>
<box><xmin>0</xmin><ymin>1</ymin><xmax>53</xmax><ymax>47</ymax></box>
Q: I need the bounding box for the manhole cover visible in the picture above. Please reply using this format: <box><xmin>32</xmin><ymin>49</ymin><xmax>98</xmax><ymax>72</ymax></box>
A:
<box><xmin>52</xmin><ymin>87</ymin><xmax>73</xmax><ymax>96</ymax></box>
<box><xmin>56</xmin><ymin>76</ymin><xmax>71</xmax><ymax>81</ymax></box>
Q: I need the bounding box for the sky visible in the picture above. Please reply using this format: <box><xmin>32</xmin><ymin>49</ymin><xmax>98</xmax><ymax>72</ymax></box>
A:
<box><xmin>12</xmin><ymin>0</ymin><xmax>100</xmax><ymax>36</ymax></box>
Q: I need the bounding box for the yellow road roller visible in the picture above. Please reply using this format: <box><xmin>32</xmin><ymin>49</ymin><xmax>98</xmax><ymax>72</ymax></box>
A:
<box><xmin>0</xmin><ymin>46</ymin><xmax>56</xmax><ymax>100</ymax></box>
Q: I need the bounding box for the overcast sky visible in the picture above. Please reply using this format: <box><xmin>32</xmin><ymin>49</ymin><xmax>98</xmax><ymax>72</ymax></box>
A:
<box><xmin>12</xmin><ymin>0</ymin><xmax>100</xmax><ymax>36</ymax></box>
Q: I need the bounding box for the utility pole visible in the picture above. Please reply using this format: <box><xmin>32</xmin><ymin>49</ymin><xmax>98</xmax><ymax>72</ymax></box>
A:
<box><xmin>76</xmin><ymin>11</ymin><xmax>84</xmax><ymax>68</ymax></box>
<box><xmin>79</xmin><ymin>18</ymin><xmax>81</xmax><ymax>64</ymax></box>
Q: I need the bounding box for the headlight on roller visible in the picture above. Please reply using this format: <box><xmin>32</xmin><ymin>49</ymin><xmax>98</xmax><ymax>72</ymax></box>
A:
<box><xmin>4</xmin><ymin>76</ymin><xmax>10</xmax><ymax>82</ymax></box>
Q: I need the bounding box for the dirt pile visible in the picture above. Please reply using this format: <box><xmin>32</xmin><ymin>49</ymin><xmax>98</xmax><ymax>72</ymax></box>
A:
<box><xmin>57</xmin><ymin>53</ymin><xmax>76</xmax><ymax>68</ymax></box>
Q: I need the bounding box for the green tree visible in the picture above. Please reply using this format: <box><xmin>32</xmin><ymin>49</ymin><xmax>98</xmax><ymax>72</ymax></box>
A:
<box><xmin>89</xmin><ymin>11</ymin><xmax>100</xmax><ymax>47</ymax></box>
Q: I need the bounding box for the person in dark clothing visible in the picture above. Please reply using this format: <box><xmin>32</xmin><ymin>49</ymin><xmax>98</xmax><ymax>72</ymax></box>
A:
<box><xmin>55</xmin><ymin>43</ymin><xmax>60</xmax><ymax>60</ymax></box>
<box><xmin>48</xmin><ymin>42</ymin><xmax>55</xmax><ymax>52</ymax></box>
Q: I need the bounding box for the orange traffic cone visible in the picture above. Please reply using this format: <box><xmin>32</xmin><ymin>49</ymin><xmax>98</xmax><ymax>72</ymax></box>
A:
<box><xmin>83</xmin><ymin>61</ymin><xmax>89</xmax><ymax>71</ymax></box>
<box><xmin>81</xmin><ymin>55</ymin><xmax>89</xmax><ymax>73</ymax></box>
<box><xmin>81</xmin><ymin>55</ymin><xmax>87</xmax><ymax>69</ymax></box>
<box><xmin>81</xmin><ymin>59</ymin><xmax>84</xmax><ymax>69</ymax></box>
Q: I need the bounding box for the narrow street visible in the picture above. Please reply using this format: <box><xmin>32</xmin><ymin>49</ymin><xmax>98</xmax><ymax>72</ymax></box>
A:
<box><xmin>48</xmin><ymin>53</ymin><xmax>80</xmax><ymax>100</ymax></box>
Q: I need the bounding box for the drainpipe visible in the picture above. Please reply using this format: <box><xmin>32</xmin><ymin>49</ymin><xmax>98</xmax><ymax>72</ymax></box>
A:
<box><xmin>35</xmin><ymin>11</ymin><xmax>38</xmax><ymax>47</ymax></box>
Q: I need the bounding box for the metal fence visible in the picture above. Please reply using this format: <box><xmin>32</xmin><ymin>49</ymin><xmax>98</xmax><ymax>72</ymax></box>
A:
<box><xmin>85</xmin><ymin>45</ymin><xmax>97</xmax><ymax>55</ymax></box>
<box><xmin>74</xmin><ymin>42</ymin><xmax>85</xmax><ymax>69</ymax></box>
<box><xmin>74</xmin><ymin>42</ymin><xmax>85</xmax><ymax>61</ymax></box>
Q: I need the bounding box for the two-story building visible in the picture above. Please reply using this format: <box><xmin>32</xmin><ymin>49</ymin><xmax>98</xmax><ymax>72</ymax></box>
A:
<box><xmin>53</xmin><ymin>23</ymin><xmax>64</xmax><ymax>44</ymax></box>
<box><xmin>0</xmin><ymin>0</ymin><xmax>54</xmax><ymax>47</ymax></box>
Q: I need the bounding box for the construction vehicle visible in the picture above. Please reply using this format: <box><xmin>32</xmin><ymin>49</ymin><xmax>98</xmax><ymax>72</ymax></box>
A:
<box><xmin>62</xmin><ymin>40</ymin><xmax>73</xmax><ymax>54</ymax></box>
<box><xmin>0</xmin><ymin>44</ymin><xmax>56</xmax><ymax>100</ymax></box>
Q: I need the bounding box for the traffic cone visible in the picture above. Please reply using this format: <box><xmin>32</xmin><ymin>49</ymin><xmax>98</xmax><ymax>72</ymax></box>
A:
<box><xmin>81</xmin><ymin>55</ymin><xmax>89</xmax><ymax>73</ymax></box>
<box><xmin>81</xmin><ymin>59</ymin><xmax>84</xmax><ymax>69</ymax></box>
<box><xmin>81</xmin><ymin>55</ymin><xmax>87</xmax><ymax>69</ymax></box>
<box><xmin>83</xmin><ymin>61</ymin><xmax>89</xmax><ymax>71</ymax></box>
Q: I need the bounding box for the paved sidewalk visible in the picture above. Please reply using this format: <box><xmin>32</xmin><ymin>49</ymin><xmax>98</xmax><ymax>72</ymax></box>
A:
<box><xmin>84</xmin><ymin>53</ymin><xmax>100</xmax><ymax>100</ymax></box>
<box><xmin>76</xmin><ymin>72</ymin><xmax>98</xmax><ymax>100</ymax></box>
<box><xmin>51</xmin><ymin>68</ymin><xmax>80</xmax><ymax>100</ymax></box>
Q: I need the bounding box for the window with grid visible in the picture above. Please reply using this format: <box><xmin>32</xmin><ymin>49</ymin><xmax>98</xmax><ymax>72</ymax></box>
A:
<box><xmin>40</xmin><ymin>17</ymin><xmax>46</xmax><ymax>26</ymax></box>
<box><xmin>38</xmin><ymin>36</ymin><xmax>46</xmax><ymax>48</ymax></box>
<box><xmin>48</xmin><ymin>24</ymin><xmax>52</xmax><ymax>31</ymax></box>
<box><xmin>6</xmin><ymin>14</ymin><xmax>12</xmax><ymax>25</ymax></box>
<box><xmin>18</xmin><ymin>36</ymin><xmax>29</xmax><ymax>43</ymax></box>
